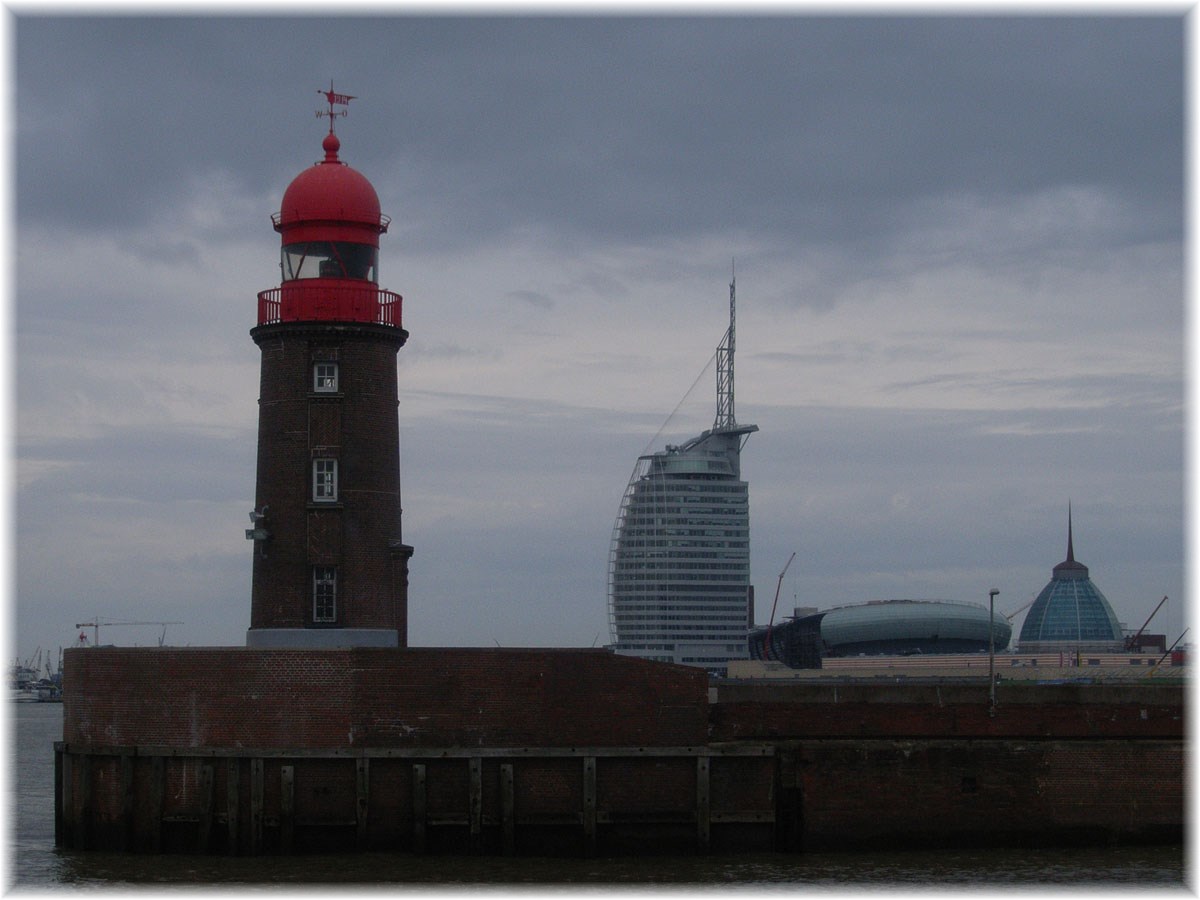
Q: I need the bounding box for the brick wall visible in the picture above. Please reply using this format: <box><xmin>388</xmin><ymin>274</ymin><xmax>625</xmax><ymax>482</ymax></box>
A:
<box><xmin>62</xmin><ymin>647</ymin><xmax>709</xmax><ymax>750</ymax></box>
<box><xmin>59</xmin><ymin>649</ymin><xmax>1184</xmax><ymax>854</ymax></box>
<box><xmin>787</xmin><ymin>738</ymin><xmax>1183</xmax><ymax>850</ymax></box>
<box><xmin>708</xmin><ymin>681</ymin><xmax>1185</xmax><ymax>741</ymax></box>
<box><xmin>249</xmin><ymin>322</ymin><xmax>407</xmax><ymax>637</ymax></box>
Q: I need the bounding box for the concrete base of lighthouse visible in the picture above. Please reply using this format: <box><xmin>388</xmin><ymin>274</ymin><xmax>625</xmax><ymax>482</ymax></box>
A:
<box><xmin>246</xmin><ymin>628</ymin><xmax>399</xmax><ymax>649</ymax></box>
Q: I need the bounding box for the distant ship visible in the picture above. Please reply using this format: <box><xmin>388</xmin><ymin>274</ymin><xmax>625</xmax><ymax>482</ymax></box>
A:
<box><xmin>10</xmin><ymin>651</ymin><xmax>64</xmax><ymax>702</ymax></box>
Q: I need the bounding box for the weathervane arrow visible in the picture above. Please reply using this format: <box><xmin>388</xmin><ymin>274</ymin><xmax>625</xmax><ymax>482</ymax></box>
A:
<box><xmin>316</xmin><ymin>81</ymin><xmax>356</xmax><ymax>130</ymax></box>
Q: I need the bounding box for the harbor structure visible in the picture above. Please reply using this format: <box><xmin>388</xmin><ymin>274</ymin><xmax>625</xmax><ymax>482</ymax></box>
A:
<box><xmin>54</xmin><ymin>95</ymin><xmax>1183</xmax><ymax>859</ymax></box>
<box><xmin>245</xmin><ymin>87</ymin><xmax>413</xmax><ymax>649</ymax></box>
<box><xmin>607</xmin><ymin>279</ymin><xmax>757</xmax><ymax>675</ymax></box>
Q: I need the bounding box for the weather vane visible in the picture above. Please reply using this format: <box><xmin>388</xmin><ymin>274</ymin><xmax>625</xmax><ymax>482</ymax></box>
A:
<box><xmin>316</xmin><ymin>81</ymin><xmax>356</xmax><ymax>135</ymax></box>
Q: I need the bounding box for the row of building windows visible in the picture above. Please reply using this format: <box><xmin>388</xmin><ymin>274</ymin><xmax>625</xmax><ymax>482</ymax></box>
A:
<box><xmin>682</xmin><ymin>649</ymin><xmax>745</xmax><ymax>660</ymax></box>
<box><xmin>614</xmin><ymin>564</ymin><xmax>744</xmax><ymax>578</ymax></box>
<box><xmin>615</xmin><ymin>616</ymin><xmax>748</xmax><ymax>625</ymax></box>
<box><xmin>620</xmin><ymin>549</ymin><xmax>740</xmax><ymax>561</ymax></box>
<box><xmin>616</xmin><ymin>602</ymin><xmax>749</xmax><ymax>612</ymax></box>
<box><xmin>623</xmin><ymin>518</ymin><xmax>746</xmax><ymax>531</ymax></box>
<box><xmin>616</xmin><ymin>540</ymin><xmax>750</xmax><ymax>551</ymax></box>
<box><xmin>618</xmin><ymin>626</ymin><xmax>748</xmax><ymax>636</ymax></box>
<box><xmin>636</xmin><ymin>480</ymin><xmax>747</xmax><ymax>493</ymax></box>
<box><xmin>614</xmin><ymin>579</ymin><xmax>746</xmax><ymax>591</ymax></box>
<box><xmin>626</xmin><ymin>500</ymin><xmax>747</xmax><ymax>512</ymax></box>
<box><xmin>621</xmin><ymin>529</ymin><xmax>748</xmax><ymax>541</ymax></box>
<box><xmin>615</xmin><ymin>606</ymin><xmax>747</xmax><ymax>616</ymax></box>
<box><xmin>623</xmin><ymin>510</ymin><xmax>747</xmax><ymax>522</ymax></box>
<box><xmin>613</xmin><ymin>575</ymin><xmax>749</xmax><ymax>587</ymax></box>
<box><xmin>627</xmin><ymin>497</ymin><xmax>746</xmax><ymax>509</ymax></box>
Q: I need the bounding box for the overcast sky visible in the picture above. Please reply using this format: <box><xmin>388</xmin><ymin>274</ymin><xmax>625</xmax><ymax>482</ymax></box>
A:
<box><xmin>11</xmin><ymin>12</ymin><xmax>1186</xmax><ymax>662</ymax></box>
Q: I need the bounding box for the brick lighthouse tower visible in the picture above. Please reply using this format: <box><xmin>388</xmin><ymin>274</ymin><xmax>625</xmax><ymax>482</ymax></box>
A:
<box><xmin>245</xmin><ymin>86</ymin><xmax>413</xmax><ymax>648</ymax></box>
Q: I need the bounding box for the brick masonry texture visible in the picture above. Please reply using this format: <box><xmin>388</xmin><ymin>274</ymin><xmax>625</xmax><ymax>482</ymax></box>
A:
<box><xmin>707</xmin><ymin>681</ymin><xmax>1184</xmax><ymax>741</ymax></box>
<box><xmin>62</xmin><ymin>647</ymin><xmax>710</xmax><ymax>750</ymax></box>
<box><xmin>249</xmin><ymin>323</ymin><xmax>407</xmax><ymax>636</ymax></box>
<box><xmin>59</xmin><ymin>648</ymin><xmax>1184</xmax><ymax>853</ymax></box>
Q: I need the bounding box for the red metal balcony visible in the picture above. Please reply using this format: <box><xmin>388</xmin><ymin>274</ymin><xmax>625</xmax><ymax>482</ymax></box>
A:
<box><xmin>257</xmin><ymin>282</ymin><xmax>402</xmax><ymax>328</ymax></box>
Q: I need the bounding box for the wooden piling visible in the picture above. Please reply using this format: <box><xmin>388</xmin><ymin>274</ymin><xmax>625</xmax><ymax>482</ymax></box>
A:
<box><xmin>468</xmin><ymin>757</ymin><xmax>482</xmax><ymax>853</ymax></box>
<box><xmin>150</xmin><ymin>755</ymin><xmax>164</xmax><ymax>853</ymax></box>
<box><xmin>59</xmin><ymin>751</ymin><xmax>73</xmax><ymax>850</ymax></box>
<box><xmin>412</xmin><ymin>764</ymin><xmax>427</xmax><ymax>854</ymax></box>
<box><xmin>250</xmin><ymin>758</ymin><xmax>264</xmax><ymax>855</ymax></box>
<box><xmin>77</xmin><ymin>754</ymin><xmax>91</xmax><ymax>850</ymax></box>
<box><xmin>119</xmin><ymin>755</ymin><xmax>134</xmax><ymax>852</ymax></box>
<box><xmin>53</xmin><ymin>746</ymin><xmax>64</xmax><ymax>849</ymax></box>
<box><xmin>582</xmin><ymin>756</ymin><xmax>597</xmax><ymax>857</ymax></box>
<box><xmin>500</xmin><ymin>763</ymin><xmax>515</xmax><ymax>855</ymax></box>
<box><xmin>696</xmin><ymin>755</ymin><xmax>711</xmax><ymax>852</ymax></box>
<box><xmin>197</xmin><ymin>764</ymin><xmax>215</xmax><ymax>853</ymax></box>
<box><xmin>280</xmin><ymin>765</ymin><xmax>294</xmax><ymax>853</ymax></box>
<box><xmin>226</xmin><ymin>758</ymin><xmax>240</xmax><ymax>855</ymax></box>
<box><xmin>356</xmin><ymin>758</ymin><xmax>369</xmax><ymax>849</ymax></box>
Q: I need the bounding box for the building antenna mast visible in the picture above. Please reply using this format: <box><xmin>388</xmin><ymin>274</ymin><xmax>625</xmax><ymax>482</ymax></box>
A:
<box><xmin>714</xmin><ymin>260</ymin><xmax>737</xmax><ymax>430</ymax></box>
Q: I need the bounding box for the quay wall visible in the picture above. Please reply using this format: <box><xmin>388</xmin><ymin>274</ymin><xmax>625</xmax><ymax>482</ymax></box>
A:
<box><xmin>62</xmin><ymin>647</ymin><xmax>709</xmax><ymax>750</ymax></box>
<box><xmin>708</xmin><ymin>680</ymin><xmax>1185</xmax><ymax>740</ymax></box>
<box><xmin>58</xmin><ymin>648</ymin><xmax>1185</xmax><ymax>855</ymax></box>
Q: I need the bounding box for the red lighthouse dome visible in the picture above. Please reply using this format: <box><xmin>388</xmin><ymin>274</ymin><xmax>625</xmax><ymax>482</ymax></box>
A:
<box><xmin>257</xmin><ymin>124</ymin><xmax>402</xmax><ymax>329</ymax></box>
<box><xmin>275</xmin><ymin>132</ymin><xmax>389</xmax><ymax>243</ymax></box>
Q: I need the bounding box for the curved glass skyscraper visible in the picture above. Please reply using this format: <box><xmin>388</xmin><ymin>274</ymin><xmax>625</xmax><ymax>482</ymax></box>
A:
<box><xmin>608</xmin><ymin>279</ymin><xmax>757</xmax><ymax>675</ymax></box>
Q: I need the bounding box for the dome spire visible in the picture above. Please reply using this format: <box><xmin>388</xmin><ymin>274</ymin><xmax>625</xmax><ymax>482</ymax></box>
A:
<box><xmin>1066</xmin><ymin>501</ymin><xmax>1075</xmax><ymax>563</ymax></box>
<box><xmin>1053</xmin><ymin>502</ymin><xmax>1087</xmax><ymax>579</ymax></box>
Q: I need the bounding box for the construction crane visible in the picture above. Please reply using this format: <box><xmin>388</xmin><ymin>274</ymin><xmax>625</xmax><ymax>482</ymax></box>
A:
<box><xmin>1125</xmin><ymin>595</ymin><xmax>1168</xmax><ymax>652</ymax></box>
<box><xmin>74</xmin><ymin>619</ymin><xmax>183</xmax><ymax>647</ymax></box>
<box><xmin>1143</xmin><ymin>627</ymin><xmax>1188</xmax><ymax>678</ymax></box>
<box><xmin>1003</xmin><ymin>596</ymin><xmax>1036</xmax><ymax>623</ymax></box>
<box><xmin>763</xmin><ymin>552</ymin><xmax>797</xmax><ymax>661</ymax></box>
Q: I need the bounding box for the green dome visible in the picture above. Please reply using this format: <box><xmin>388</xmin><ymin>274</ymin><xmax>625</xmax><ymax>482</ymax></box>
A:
<box><xmin>1017</xmin><ymin>511</ymin><xmax>1122</xmax><ymax>650</ymax></box>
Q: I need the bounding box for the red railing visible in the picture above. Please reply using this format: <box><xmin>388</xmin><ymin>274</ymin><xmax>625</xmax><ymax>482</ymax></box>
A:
<box><xmin>256</xmin><ymin>282</ymin><xmax>402</xmax><ymax>328</ymax></box>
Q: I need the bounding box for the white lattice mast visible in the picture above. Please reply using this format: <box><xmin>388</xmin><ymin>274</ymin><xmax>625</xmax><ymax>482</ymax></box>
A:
<box><xmin>714</xmin><ymin>265</ymin><xmax>737</xmax><ymax>430</ymax></box>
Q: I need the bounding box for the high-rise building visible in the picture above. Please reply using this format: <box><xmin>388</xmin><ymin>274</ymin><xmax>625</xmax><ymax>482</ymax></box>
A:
<box><xmin>245</xmin><ymin>87</ymin><xmax>413</xmax><ymax>648</ymax></box>
<box><xmin>607</xmin><ymin>279</ymin><xmax>757</xmax><ymax>675</ymax></box>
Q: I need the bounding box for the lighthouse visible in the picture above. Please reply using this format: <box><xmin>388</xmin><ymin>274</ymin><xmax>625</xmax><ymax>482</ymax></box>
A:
<box><xmin>245</xmin><ymin>87</ymin><xmax>413</xmax><ymax>648</ymax></box>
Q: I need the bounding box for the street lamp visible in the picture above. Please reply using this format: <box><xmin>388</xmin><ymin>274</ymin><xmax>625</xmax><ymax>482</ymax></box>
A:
<box><xmin>988</xmin><ymin>588</ymin><xmax>999</xmax><ymax>715</ymax></box>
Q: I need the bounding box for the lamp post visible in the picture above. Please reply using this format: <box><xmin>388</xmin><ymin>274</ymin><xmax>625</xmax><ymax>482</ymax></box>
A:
<box><xmin>988</xmin><ymin>588</ymin><xmax>999</xmax><ymax>715</ymax></box>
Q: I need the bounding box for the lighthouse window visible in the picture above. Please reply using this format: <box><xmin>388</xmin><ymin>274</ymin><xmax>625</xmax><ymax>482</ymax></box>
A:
<box><xmin>314</xmin><ymin>362</ymin><xmax>339</xmax><ymax>392</ymax></box>
<box><xmin>283</xmin><ymin>242</ymin><xmax>377</xmax><ymax>282</ymax></box>
<box><xmin>313</xmin><ymin>566</ymin><xmax>337</xmax><ymax>623</ymax></box>
<box><xmin>313</xmin><ymin>458</ymin><xmax>338</xmax><ymax>502</ymax></box>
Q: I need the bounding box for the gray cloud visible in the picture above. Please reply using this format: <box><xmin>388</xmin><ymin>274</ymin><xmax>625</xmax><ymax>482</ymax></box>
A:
<box><xmin>12</xmin><ymin>14</ymin><xmax>1185</xmax><ymax>657</ymax></box>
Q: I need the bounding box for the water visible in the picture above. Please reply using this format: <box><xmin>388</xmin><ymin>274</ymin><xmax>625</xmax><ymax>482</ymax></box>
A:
<box><xmin>8</xmin><ymin>703</ymin><xmax>1188</xmax><ymax>889</ymax></box>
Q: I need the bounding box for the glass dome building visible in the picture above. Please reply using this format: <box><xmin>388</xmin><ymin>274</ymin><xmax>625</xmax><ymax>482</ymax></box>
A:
<box><xmin>1017</xmin><ymin>512</ymin><xmax>1123</xmax><ymax>652</ymax></box>
<box><xmin>749</xmin><ymin>599</ymin><xmax>1010</xmax><ymax>667</ymax></box>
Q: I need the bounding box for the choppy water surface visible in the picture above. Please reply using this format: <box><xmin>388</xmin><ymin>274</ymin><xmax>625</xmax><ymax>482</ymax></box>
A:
<box><xmin>9</xmin><ymin>703</ymin><xmax>1187</xmax><ymax>889</ymax></box>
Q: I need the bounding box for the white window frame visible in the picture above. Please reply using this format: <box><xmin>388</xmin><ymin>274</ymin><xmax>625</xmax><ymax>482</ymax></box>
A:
<box><xmin>313</xmin><ymin>458</ymin><xmax>338</xmax><ymax>502</ymax></box>
<box><xmin>313</xmin><ymin>566</ymin><xmax>337</xmax><ymax>623</ymax></box>
<box><xmin>314</xmin><ymin>362</ymin><xmax>339</xmax><ymax>393</ymax></box>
